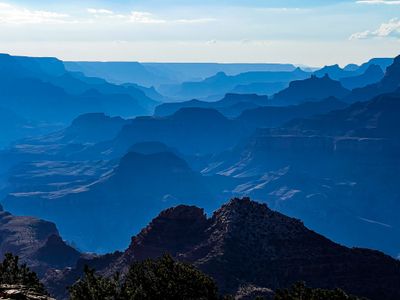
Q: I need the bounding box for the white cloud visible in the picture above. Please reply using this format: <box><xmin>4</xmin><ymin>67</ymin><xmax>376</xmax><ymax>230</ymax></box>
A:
<box><xmin>128</xmin><ymin>11</ymin><xmax>166</xmax><ymax>24</ymax></box>
<box><xmin>350</xmin><ymin>18</ymin><xmax>400</xmax><ymax>39</ymax></box>
<box><xmin>126</xmin><ymin>12</ymin><xmax>216</xmax><ymax>24</ymax></box>
<box><xmin>0</xmin><ymin>2</ymin><xmax>70</xmax><ymax>24</ymax></box>
<box><xmin>84</xmin><ymin>8</ymin><xmax>215</xmax><ymax>25</ymax></box>
<box><xmin>356</xmin><ymin>0</ymin><xmax>400</xmax><ymax>4</ymax></box>
<box><xmin>87</xmin><ymin>8</ymin><xmax>114</xmax><ymax>15</ymax></box>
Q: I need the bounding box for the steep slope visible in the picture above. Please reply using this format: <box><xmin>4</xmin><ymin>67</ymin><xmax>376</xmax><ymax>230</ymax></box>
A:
<box><xmin>204</xmin><ymin>92</ymin><xmax>400</xmax><ymax>256</ymax></box>
<box><xmin>0</xmin><ymin>205</ymin><xmax>80</xmax><ymax>274</ymax></box>
<box><xmin>346</xmin><ymin>54</ymin><xmax>400</xmax><ymax>102</ymax></box>
<box><xmin>3</xmin><ymin>150</ymin><xmax>214</xmax><ymax>253</ymax></box>
<box><xmin>49</xmin><ymin>198</ymin><xmax>400</xmax><ymax>300</ymax></box>
<box><xmin>0</xmin><ymin>113</ymin><xmax>128</xmax><ymax>174</ymax></box>
<box><xmin>283</xmin><ymin>92</ymin><xmax>400</xmax><ymax>138</ymax></box>
<box><xmin>273</xmin><ymin>75</ymin><xmax>350</xmax><ymax>105</ymax></box>
<box><xmin>0</xmin><ymin>132</ymin><xmax>124</xmax><ymax>194</ymax></box>
<box><xmin>355</xmin><ymin>57</ymin><xmax>394</xmax><ymax>73</ymax></box>
<box><xmin>340</xmin><ymin>64</ymin><xmax>384</xmax><ymax>90</ymax></box>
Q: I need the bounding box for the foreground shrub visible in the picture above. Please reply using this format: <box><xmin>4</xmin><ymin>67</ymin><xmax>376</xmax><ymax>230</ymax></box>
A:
<box><xmin>69</xmin><ymin>254</ymin><xmax>219</xmax><ymax>300</ymax></box>
<box><xmin>0</xmin><ymin>253</ymin><xmax>46</xmax><ymax>294</ymax></box>
<box><xmin>275</xmin><ymin>282</ymin><xmax>364</xmax><ymax>300</ymax></box>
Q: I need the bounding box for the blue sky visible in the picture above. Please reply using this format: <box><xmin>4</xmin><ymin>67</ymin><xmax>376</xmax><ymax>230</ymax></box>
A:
<box><xmin>0</xmin><ymin>0</ymin><xmax>399</xmax><ymax>65</ymax></box>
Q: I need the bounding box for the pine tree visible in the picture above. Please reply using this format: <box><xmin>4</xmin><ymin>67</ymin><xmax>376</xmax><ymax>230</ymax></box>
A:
<box><xmin>0</xmin><ymin>253</ymin><xmax>46</xmax><ymax>294</ymax></box>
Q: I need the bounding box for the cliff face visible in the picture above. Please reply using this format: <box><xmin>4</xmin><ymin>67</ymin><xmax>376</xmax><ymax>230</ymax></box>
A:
<box><xmin>4</xmin><ymin>149</ymin><xmax>214</xmax><ymax>253</ymax></box>
<box><xmin>0</xmin><ymin>207</ymin><xmax>81</xmax><ymax>276</ymax></box>
<box><xmin>128</xmin><ymin>205</ymin><xmax>209</xmax><ymax>261</ymax></box>
<box><xmin>202</xmin><ymin>91</ymin><xmax>400</xmax><ymax>257</ymax></box>
<box><xmin>52</xmin><ymin>198</ymin><xmax>400</xmax><ymax>300</ymax></box>
<box><xmin>347</xmin><ymin>55</ymin><xmax>400</xmax><ymax>102</ymax></box>
<box><xmin>0</xmin><ymin>209</ymin><xmax>59</xmax><ymax>261</ymax></box>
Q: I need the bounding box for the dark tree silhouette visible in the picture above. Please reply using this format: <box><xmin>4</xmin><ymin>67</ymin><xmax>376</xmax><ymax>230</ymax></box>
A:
<box><xmin>0</xmin><ymin>253</ymin><xmax>46</xmax><ymax>294</ymax></box>
<box><xmin>121</xmin><ymin>254</ymin><xmax>219</xmax><ymax>300</ymax></box>
<box><xmin>274</xmin><ymin>282</ymin><xmax>364</xmax><ymax>300</ymax></box>
<box><xmin>69</xmin><ymin>265</ymin><xmax>121</xmax><ymax>300</ymax></box>
<box><xmin>69</xmin><ymin>254</ymin><xmax>219</xmax><ymax>300</ymax></box>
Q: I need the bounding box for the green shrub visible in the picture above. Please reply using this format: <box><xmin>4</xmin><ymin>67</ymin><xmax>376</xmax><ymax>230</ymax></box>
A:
<box><xmin>274</xmin><ymin>282</ymin><xmax>364</xmax><ymax>300</ymax></box>
<box><xmin>0</xmin><ymin>253</ymin><xmax>46</xmax><ymax>294</ymax></box>
<box><xmin>69</xmin><ymin>265</ymin><xmax>121</xmax><ymax>300</ymax></box>
<box><xmin>69</xmin><ymin>254</ymin><xmax>219</xmax><ymax>300</ymax></box>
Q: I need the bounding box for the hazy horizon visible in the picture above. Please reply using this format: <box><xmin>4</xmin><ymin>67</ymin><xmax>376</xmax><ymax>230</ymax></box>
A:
<box><xmin>0</xmin><ymin>52</ymin><xmax>395</xmax><ymax>69</ymax></box>
<box><xmin>0</xmin><ymin>0</ymin><xmax>399</xmax><ymax>66</ymax></box>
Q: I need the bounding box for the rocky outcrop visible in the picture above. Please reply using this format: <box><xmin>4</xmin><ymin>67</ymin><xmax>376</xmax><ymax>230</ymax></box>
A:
<box><xmin>346</xmin><ymin>54</ymin><xmax>400</xmax><ymax>102</ymax></box>
<box><xmin>174</xmin><ymin>199</ymin><xmax>400</xmax><ymax>299</ymax></box>
<box><xmin>203</xmin><ymin>93</ymin><xmax>400</xmax><ymax>256</ymax></box>
<box><xmin>0</xmin><ymin>207</ymin><xmax>80</xmax><ymax>275</ymax></box>
<box><xmin>273</xmin><ymin>75</ymin><xmax>350</xmax><ymax>105</ymax></box>
<box><xmin>128</xmin><ymin>205</ymin><xmax>208</xmax><ymax>261</ymax></box>
<box><xmin>234</xmin><ymin>285</ymin><xmax>274</xmax><ymax>300</ymax></box>
<box><xmin>54</xmin><ymin>113</ymin><xmax>128</xmax><ymax>144</ymax></box>
<box><xmin>0</xmin><ymin>209</ymin><xmax>58</xmax><ymax>261</ymax></box>
<box><xmin>33</xmin><ymin>235</ymin><xmax>80</xmax><ymax>269</ymax></box>
<box><xmin>52</xmin><ymin>198</ymin><xmax>400</xmax><ymax>300</ymax></box>
<box><xmin>340</xmin><ymin>64</ymin><xmax>384</xmax><ymax>90</ymax></box>
<box><xmin>0</xmin><ymin>285</ymin><xmax>55</xmax><ymax>300</ymax></box>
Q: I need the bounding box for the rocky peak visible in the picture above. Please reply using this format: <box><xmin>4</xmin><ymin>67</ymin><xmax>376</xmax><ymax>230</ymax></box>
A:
<box><xmin>33</xmin><ymin>235</ymin><xmax>80</xmax><ymax>269</ymax></box>
<box><xmin>48</xmin><ymin>198</ymin><xmax>400</xmax><ymax>300</ymax></box>
<box><xmin>210</xmin><ymin>197</ymin><xmax>271</xmax><ymax>228</ymax></box>
<box><xmin>211</xmin><ymin>71</ymin><xmax>228</xmax><ymax>80</ymax></box>
<box><xmin>273</xmin><ymin>73</ymin><xmax>349</xmax><ymax>105</ymax></box>
<box><xmin>210</xmin><ymin>197</ymin><xmax>307</xmax><ymax>238</ymax></box>
<box><xmin>0</xmin><ymin>285</ymin><xmax>55</xmax><ymax>300</ymax></box>
<box><xmin>157</xmin><ymin>204</ymin><xmax>207</xmax><ymax>222</ymax></box>
<box><xmin>187</xmin><ymin>197</ymin><xmax>320</xmax><ymax>265</ymax></box>
<box><xmin>0</xmin><ymin>210</ymin><xmax>59</xmax><ymax>259</ymax></box>
<box><xmin>62</xmin><ymin>112</ymin><xmax>127</xmax><ymax>144</ymax></box>
<box><xmin>125</xmin><ymin>205</ymin><xmax>208</xmax><ymax>261</ymax></box>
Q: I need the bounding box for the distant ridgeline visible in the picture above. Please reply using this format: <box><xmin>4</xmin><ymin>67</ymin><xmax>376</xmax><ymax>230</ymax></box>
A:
<box><xmin>0</xmin><ymin>53</ymin><xmax>159</xmax><ymax>147</ymax></box>
<box><xmin>0</xmin><ymin>53</ymin><xmax>400</xmax><ymax>300</ymax></box>
<box><xmin>0</xmin><ymin>53</ymin><xmax>392</xmax><ymax>147</ymax></box>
